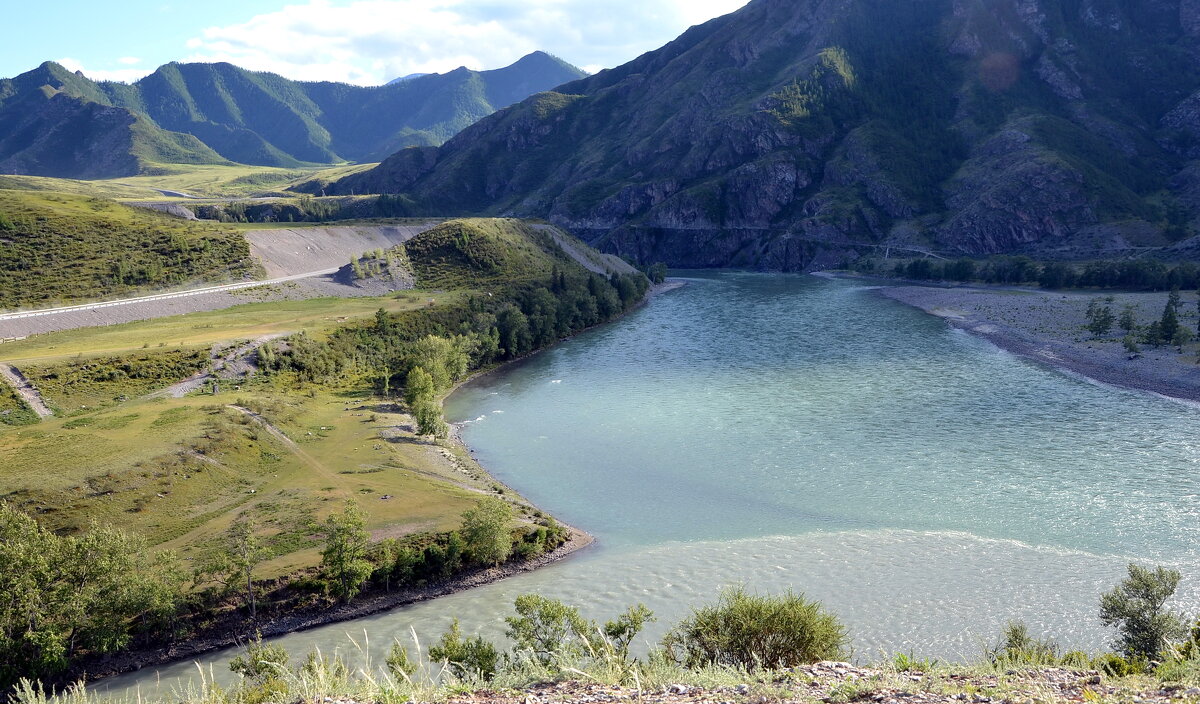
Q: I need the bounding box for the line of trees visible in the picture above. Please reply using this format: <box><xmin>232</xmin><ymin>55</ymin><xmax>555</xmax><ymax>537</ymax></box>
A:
<box><xmin>870</xmin><ymin>255</ymin><xmax>1200</xmax><ymax>291</ymax></box>
<box><xmin>257</xmin><ymin>268</ymin><xmax>651</xmax><ymax>402</ymax></box>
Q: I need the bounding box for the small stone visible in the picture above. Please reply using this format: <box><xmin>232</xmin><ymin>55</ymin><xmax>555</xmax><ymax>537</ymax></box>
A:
<box><xmin>1186</xmin><ymin>688</ymin><xmax>1200</xmax><ymax>696</ymax></box>
<box><xmin>668</xmin><ymin>684</ymin><xmax>689</xmax><ymax>695</ymax></box>
<box><xmin>735</xmin><ymin>684</ymin><xmax>750</xmax><ymax>695</ymax></box>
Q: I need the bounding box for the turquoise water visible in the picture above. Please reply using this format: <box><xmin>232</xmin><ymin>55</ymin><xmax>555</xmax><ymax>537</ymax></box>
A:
<box><xmin>108</xmin><ymin>272</ymin><xmax>1200</xmax><ymax>696</ymax></box>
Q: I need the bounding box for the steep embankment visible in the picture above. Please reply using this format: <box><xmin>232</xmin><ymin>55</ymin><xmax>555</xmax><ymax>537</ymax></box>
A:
<box><xmin>332</xmin><ymin>0</ymin><xmax>1200</xmax><ymax>270</ymax></box>
<box><xmin>0</xmin><ymin>53</ymin><xmax>585</xmax><ymax>177</ymax></box>
<box><xmin>245</xmin><ymin>223</ymin><xmax>439</xmax><ymax>277</ymax></box>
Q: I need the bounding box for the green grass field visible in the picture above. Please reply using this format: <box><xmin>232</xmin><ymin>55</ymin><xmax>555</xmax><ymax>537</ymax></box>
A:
<box><xmin>0</xmin><ymin>383</ymin><xmax>490</xmax><ymax>577</ymax></box>
<box><xmin>0</xmin><ymin>215</ymin><xmax>610</xmax><ymax>577</ymax></box>
<box><xmin>0</xmin><ymin>280</ymin><xmax>493</xmax><ymax>575</ymax></box>
<box><xmin>0</xmin><ymin>291</ymin><xmax>462</xmax><ymax>366</ymax></box>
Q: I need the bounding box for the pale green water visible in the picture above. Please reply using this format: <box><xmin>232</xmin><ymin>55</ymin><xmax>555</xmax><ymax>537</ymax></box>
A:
<box><xmin>109</xmin><ymin>272</ymin><xmax>1200</xmax><ymax>696</ymax></box>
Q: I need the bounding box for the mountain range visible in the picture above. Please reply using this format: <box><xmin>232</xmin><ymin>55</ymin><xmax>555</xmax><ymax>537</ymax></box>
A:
<box><xmin>0</xmin><ymin>52</ymin><xmax>584</xmax><ymax>178</ymax></box>
<box><xmin>326</xmin><ymin>0</ymin><xmax>1200</xmax><ymax>268</ymax></box>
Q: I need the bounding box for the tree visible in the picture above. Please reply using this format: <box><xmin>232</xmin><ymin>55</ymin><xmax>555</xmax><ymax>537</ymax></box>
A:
<box><xmin>321</xmin><ymin>501</ymin><xmax>373</xmax><ymax>601</ymax></box>
<box><xmin>411</xmin><ymin>335</ymin><xmax>470</xmax><ymax>391</ymax></box>
<box><xmin>0</xmin><ymin>504</ymin><xmax>183</xmax><ymax>688</ymax></box>
<box><xmin>412</xmin><ymin>398</ymin><xmax>448</xmax><ymax>439</ymax></box>
<box><xmin>198</xmin><ymin>520</ymin><xmax>268</xmax><ymax>619</ymax></box>
<box><xmin>1086</xmin><ymin>299</ymin><xmax>1115</xmax><ymax>337</ymax></box>
<box><xmin>1160</xmin><ymin>287</ymin><xmax>1182</xmax><ymax>345</ymax></box>
<box><xmin>1119</xmin><ymin>305</ymin><xmax>1137</xmax><ymax>334</ymax></box>
<box><xmin>403</xmin><ymin>366</ymin><xmax>435</xmax><ymax>408</ymax></box>
<box><xmin>461</xmin><ymin>497</ymin><xmax>514</xmax><ymax>566</ymax></box>
<box><xmin>1099</xmin><ymin>563</ymin><xmax>1186</xmax><ymax>660</ymax></box>
<box><xmin>227</xmin><ymin>520</ymin><xmax>268</xmax><ymax>620</ymax></box>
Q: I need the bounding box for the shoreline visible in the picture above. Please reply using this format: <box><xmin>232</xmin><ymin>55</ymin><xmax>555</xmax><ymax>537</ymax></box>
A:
<box><xmin>82</xmin><ymin>526</ymin><xmax>594</xmax><ymax>683</ymax></box>
<box><xmin>80</xmin><ymin>279</ymin><xmax>687</xmax><ymax>685</ymax></box>
<box><xmin>873</xmin><ymin>283</ymin><xmax>1200</xmax><ymax>404</ymax></box>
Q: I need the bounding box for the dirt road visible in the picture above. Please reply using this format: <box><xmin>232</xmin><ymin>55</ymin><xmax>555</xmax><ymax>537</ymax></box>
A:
<box><xmin>0</xmin><ymin>363</ymin><xmax>53</xmax><ymax>418</ymax></box>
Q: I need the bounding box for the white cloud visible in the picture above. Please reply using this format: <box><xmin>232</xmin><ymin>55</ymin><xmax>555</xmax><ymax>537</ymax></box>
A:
<box><xmin>54</xmin><ymin>57</ymin><xmax>153</xmax><ymax>84</ymax></box>
<box><xmin>183</xmin><ymin>0</ymin><xmax>751</xmax><ymax>85</ymax></box>
<box><xmin>117</xmin><ymin>56</ymin><xmax>143</xmax><ymax>66</ymax></box>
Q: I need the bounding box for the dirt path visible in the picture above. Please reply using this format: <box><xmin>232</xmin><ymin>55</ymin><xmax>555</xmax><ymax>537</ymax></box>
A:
<box><xmin>227</xmin><ymin>405</ymin><xmax>339</xmax><ymax>483</ymax></box>
<box><xmin>0</xmin><ymin>363</ymin><xmax>53</xmax><ymax>418</ymax></box>
<box><xmin>153</xmin><ymin>334</ymin><xmax>285</xmax><ymax>398</ymax></box>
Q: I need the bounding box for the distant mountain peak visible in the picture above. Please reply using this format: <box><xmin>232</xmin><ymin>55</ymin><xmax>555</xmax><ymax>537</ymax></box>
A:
<box><xmin>387</xmin><ymin>72</ymin><xmax>431</xmax><ymax>85</ymax></box>
<box><xmin>0</xmin><ymin>51</ymin><xmax>587</xmax><ymax>178</ymax></box>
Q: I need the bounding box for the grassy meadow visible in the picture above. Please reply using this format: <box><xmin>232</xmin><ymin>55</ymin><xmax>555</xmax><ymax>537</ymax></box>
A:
<box><xmin>0</xmin><ymin>291</ymin><xmax>462</xmax><ymax>366</ymax></box>
<box><xmin>0</xmin><ymin>288</ymin><xmax>484</xmax><ymax>575</ymax></box>
<box><xmin>0</xmin><ymin>382</ymin><xmax>491</xmax><ymax>578</ymax></box>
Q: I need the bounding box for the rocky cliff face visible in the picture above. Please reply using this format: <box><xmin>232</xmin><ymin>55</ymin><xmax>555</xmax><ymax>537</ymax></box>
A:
<box><xmin>332</xmin><ymin>0</ymin><xmax>1200</xmax><ymax>269</ymax></box>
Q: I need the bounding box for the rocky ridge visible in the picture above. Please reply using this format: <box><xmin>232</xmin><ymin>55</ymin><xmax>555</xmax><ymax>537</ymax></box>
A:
<box><xmin>330</xmin><ymin>0</ymin><xmax>1200</xmax><ymax>270</ymax></box>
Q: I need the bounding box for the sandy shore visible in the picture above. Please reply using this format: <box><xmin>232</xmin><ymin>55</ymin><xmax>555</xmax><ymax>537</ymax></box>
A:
<box><xmin>878</xmin><ymin>284</ymin><xmax>1200</xmax><ymax>403</ymax></box>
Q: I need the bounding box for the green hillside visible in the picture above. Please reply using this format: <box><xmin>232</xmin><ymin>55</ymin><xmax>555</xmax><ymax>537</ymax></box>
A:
<box><xmin>0</xmin><ymin>53</ymin><xmax>585</xmax><ymax>178</ymax></box>
<box><xmin>0</xmin><ymin>190</ymin><xmax>257</xmax><ymax>308</ymax></box>
<box><xmin>331</xmin><ymin>0</ymin><xmax>1200</xmax><ymax>268</ymax></box>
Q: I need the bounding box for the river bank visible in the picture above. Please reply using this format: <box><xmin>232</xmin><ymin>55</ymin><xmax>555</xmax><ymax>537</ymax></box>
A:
<box><xmin>876</xmin><ymin>284</ymin><xmax>1200</xmax><ymax>403</ymax></box>
<box><xmin>79</xmin><ymin>522</ymin><xmax>594</xmax><ymax>683</ymax></box>
<box><xmin>76</xmin><ymin>281</ymin><xmax>688</xmax><ymax>685</ymax></box>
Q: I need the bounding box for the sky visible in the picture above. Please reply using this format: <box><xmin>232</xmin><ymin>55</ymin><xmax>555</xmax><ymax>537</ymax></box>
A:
<box><xmin>1</xmin><ymin>0</ymin><xmax>750</xmax><ymax>86</ymax></box>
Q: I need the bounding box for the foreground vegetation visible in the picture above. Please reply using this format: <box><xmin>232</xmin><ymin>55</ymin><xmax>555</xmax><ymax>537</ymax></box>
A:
<box><xmin>9</xmin><ymin>565</ymin><xmax>1200</xmax><ymax>703</ymax></box>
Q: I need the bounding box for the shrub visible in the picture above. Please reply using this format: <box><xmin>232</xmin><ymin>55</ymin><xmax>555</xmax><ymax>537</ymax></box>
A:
<box><xmin>1099</xmin><ymin>563</ymin><xmax>1187</xmax><ymax>660</ymax></box>
<box><xmin>1093</xmin><ymin>652</ymin><xmax>1149</xmax><ymax>676</ymax></box>
<box><xmin>229</xmin><ymin>633</ymin><xmax>290</xmax><ymax>683</ymax></box>
<box><xmin>662</xmin><ymin>587</ymin><xmax>848</xmax><ymax>670</ymax></box>
<box><xmin>506</xmin><ymin>594</ymin><xmax>593</xmax><ymax>666</ymax></box>
<box><xmin>428</xmin><ymin>618</ymin><xmax>499</xmax><ymax>681</ymax></box>
<box><xmin>987</xmin><ymin>621</ymin><xmax>1062</xmax><ymax>667</ymax></box>
<box><xmin>386</xmin><ymin>642</ymin><xmax>417</xmax><ymax>679</ymax></box>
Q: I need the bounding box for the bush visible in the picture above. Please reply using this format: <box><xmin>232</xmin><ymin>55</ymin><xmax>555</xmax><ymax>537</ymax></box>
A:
<box><xmin>428</xmin><ymin>618</ymin><xmax>499</xmax><ymax>681</ymax></box>
<box><xmin>1093</xmin><ymin>652</ymin><xmax>1149</xmax><ymax>676</ymax></box>
<box><xmin>662</xmin><ymin>587</ymin><xmax>848</xmax><ymax>670</ymax></box>
<box><xmin>987</xmin><ymin>621</ymin><xmax>1063</xmax><ymax>667</ymax></box>
<box><xmin>229</xmin><ymin>633</ymin><xmax>290</xmax><ymax>683</ymax></box>
<box><xmin>1100</xmin><ymin>563</ymin><xmax>1187</xmax><ymax>660</ymax></box>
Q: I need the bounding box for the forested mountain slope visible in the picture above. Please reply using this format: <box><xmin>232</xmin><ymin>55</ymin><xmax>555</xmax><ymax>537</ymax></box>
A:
<box><xmin>0</xmin><ymin>52</ymin><xmax>584</xmax><ymax>177</ymax></box>
<box><xmin>329</xmin><ymin>0</ymin><xmax>1200</xmax><ymax>268</ymax></box>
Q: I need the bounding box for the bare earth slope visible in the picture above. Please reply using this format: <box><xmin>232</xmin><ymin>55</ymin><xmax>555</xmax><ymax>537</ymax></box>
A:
<box><xmin>246</xmin><ymin>223</ymin><xmax>438</xmax><ymax>277</ymax></box>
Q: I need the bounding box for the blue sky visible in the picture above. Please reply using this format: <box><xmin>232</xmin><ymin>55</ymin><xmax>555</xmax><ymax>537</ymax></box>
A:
<box><xmin>1</xmin><ymin>0</ymin><xmax>750</xmax><ymax>85</ymax></box>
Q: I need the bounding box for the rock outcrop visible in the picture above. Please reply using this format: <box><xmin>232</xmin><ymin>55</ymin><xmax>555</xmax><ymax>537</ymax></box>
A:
<box><xmin>330</xmin><ymin>0</ymin><xmax>1200</xmax><ymax>269</ymax></box>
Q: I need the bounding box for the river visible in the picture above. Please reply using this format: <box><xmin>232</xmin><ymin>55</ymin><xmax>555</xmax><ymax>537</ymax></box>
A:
<box><xmin>106</xmin><ymin>272</ymin><xmax>1200</xmax><ymax>697</ymax></box>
